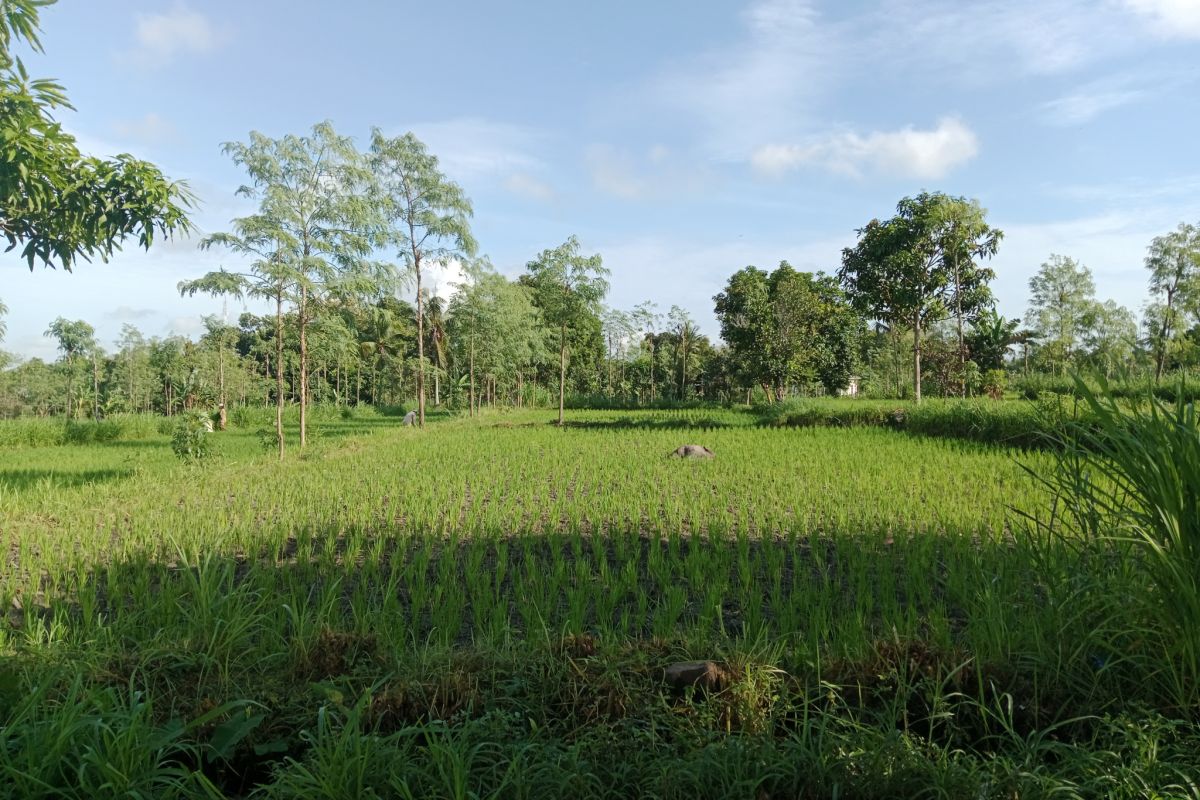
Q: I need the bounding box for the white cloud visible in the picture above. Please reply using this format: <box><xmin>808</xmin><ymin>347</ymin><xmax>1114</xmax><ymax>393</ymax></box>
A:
<box><xmin>128</xmin><ymin>3</ymin><xmax>223</xmax><ymax>65</ymax></box>
<box><xmin>1122</xmin><ymin>0</ymin><xmax>1200</xmax><ymax>39</ymax></box>
<box><xmin>422</xmin><ymin>259</ymin><xmax>469</xmax><ymax>301</ymax></box>
<box><xmin>112</xmin><ymin>112</ymin><xmax>178</xmax><ymax>144</ymax></box>
<box><xmin>872</xmin><ymin>0</ymin><xmax>1110</xmax><ymax>77</ymax></box>
<box><xmin>752</xmin><ymin>117</ymin><xmax>979</xmax><ymax>180</ymax></box>
<box><xmin>503</xmin><ymin>172</ymin><xmax>556</xmax><ymax>202</ymax></box>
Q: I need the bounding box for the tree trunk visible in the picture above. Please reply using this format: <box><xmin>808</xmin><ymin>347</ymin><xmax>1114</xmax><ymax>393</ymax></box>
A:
<box><xmin>1154</xmin><ymin>290</ymin><xmax>1175</xmax><ymax>383</ymax></box>
<box><xmin>469</xmin><ymin>338</ymin><xmax>476</xmax><ymax>417</ymax></box>
<box><xmin>558</xmin><ymin>323</ymin><xmax>567</xmax><ymax>426</ymax></box>
<box><xmin>913</xmin><ymin>313</ymin><xmax>923</xmax><ymax>404</ymax></box>
<box><xmin>953</xmin><ymin>250</ymin><xmax>966</xmax><ymax>398</ymax></box>
<box><xmin>65</xmin><ymin>354</ymin><xmax>74</xmax><ymax>419</ymax></box>
<box><xmin>414</xmin><ymin>256</ymin><xmax>426</xmax><ymax>428</ymax></box>
<box><xmin>275</xmin><ymin>293</ymin><xmax>285</xmax><ymax>461</ymax></box>
<box><xmin>92</xmin><ymin>351</ymin><xmax>100</xmax><ymax>420</ymax></box>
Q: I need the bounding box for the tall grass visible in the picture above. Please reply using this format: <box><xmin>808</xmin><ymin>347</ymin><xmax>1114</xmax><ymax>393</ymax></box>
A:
<box><xmin>1022</xmin><ymin>376</ymin><xmax>1200</xmax><ymax>710</ymax></box>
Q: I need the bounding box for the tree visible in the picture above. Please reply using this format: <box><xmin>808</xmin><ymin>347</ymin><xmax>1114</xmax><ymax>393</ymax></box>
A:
<box><xmin>667</xmin><ymin>306</ymin><xmax>700</xmax><ymax>399</ymax></box>
<box><xmin>839</xmin><ymin>193</ymin><xmax>996</xmax><ymax>402</ymax></box>
<box><xmin>523</xmin><ymin>236</ymin><xmax>609</xmax><ymax>425</ymax></box>
<box><xmin>1026</xmin><ymin>254</ymin><xmax>1097</xmax><ymax>374</ymax></box>
<box><xmin>0</xmin><ymin>296</ymin><xmax>7</xmax><ymax>342</ymax></box>
<box><xmin>715</xmin><ymin>262</ymin><xmax>860</xmax><ymax>399</ymax></box>
<box><xmin>357</xmin><ymin>303</ymin><xmax>413</xmax><ymax>406</ymax></box>
<box><xmin>111</xmin><ymin>323</ymin><xmax>151</xmax><ymax>412</ymax></box>
<box><xmin>1144</xmin><ymin>223</ymin><xmax>1200</xmax><ymax>381</ymax></box>
<box><xmin>181</xmin><ymin>261</ymin><xmax>291</xmax><ymax>458</ymax></box>
<box><xmin>449</xmin><ymin>263</ymin><xmax>544</xmax><ymax>413</ymax></box>
<box><xmin>370</xmin><ymin>131</ymin><xmax>476</xmax><ymax>427</ymax></box>
<box><xmin>600</xmin><ymin>306</ymin><xmax>636</xmax><ymax>396</ymax></box>
<box><xmin>932</xmin><ymin>197</ymin><xmax>1002</xmax><ymax>395</ymax></box>
<box><xmin>1</xmin><ymin>0</ymin><xmax>192</xmax><ymax>270</ymax></box>
<box><xmin>422</xmin><ymin>292</ymin><xmax>450</xmax><ymax>406</ymax></box>
<box><xmin>43</xmin><ymin>316</ymin><xmax>95</xmax><ymax>417</ymax></box>
<box><xmin>202</xmin><ymin>122</ymin><xmax>382</xmax><ymax>449</ymax></box>
<box><xmin>1085</xmin><ymin>299</ymin><xmax>1137</xmax><ymax>377</ymax></box>
<box><xmin>631</xmin><ymin>302</ymin><xmax>662</xmax><ymax>402</ymax></box>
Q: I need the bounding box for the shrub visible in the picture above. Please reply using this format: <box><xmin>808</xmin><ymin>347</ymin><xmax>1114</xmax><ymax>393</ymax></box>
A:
<box><xmin>981</xmin><ymin>369</ymin><xmax>1006</xmax><ymax>400</ymax></box>
<box><xmin>171</xmin><ymin>410</ymin><xmax>215</xmax><ymax>462</ymax></box>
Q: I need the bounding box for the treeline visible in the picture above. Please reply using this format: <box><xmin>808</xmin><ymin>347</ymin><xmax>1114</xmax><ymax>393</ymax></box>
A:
<box><xmin>3</xmin><ymin>125</ymin><xmax>1200</xmax><ymax>432</ymax></box>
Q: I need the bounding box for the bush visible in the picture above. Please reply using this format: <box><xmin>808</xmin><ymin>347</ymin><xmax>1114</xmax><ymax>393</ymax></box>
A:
<box><xmin>171</xmin><ymin>410</ymin><xmax>215</xmax><ymax>462</ymax></box>
<box><xmin>981</xmin><ymin>369</ymin><xmax>1006</xmax><ymax>400</ymax></box>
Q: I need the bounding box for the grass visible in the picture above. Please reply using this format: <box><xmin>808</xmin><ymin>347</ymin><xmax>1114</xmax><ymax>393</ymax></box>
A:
<box><xmin>1</xmin><ymin>401</ymin><xmax>1198</xmax><ymax>798</ymax></box>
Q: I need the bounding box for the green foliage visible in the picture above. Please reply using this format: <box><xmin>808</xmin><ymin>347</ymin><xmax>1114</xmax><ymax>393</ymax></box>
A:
<box><xmin>1026</xmin><ymin>254</ymin><xmax>1099</xmax><ymax>373</ymax></box>
<box><xmin>523</xmin><ymin>236</ymin><xmax>610</xmax><ymax>423</ymax></box>
<box><xmin>714</xmin><ymin>262</ymin><xmax>862</xmax><ymax>399</ymax></box>
<box><xmin>839</xmin><ymin>192</ymin><xmax>1001</xmax><ymax>402</ymax></box>
<box><xmin>1144</xmin><ymin>223</ymin><xmax>1200</xmax><ymax>380</ymax></box>
<box><xmin>966</xmin><ymin>309</ymin><xmax>1020</xmax><ymax>372</ymax></box>
<box><xmin>981</xmin><ymin>368</ymin><xmax>1006</xmax><ymax>399</ymax></box>
<box><xmin>0</xmin><ymin>0</ymin><xmax>192</xmax><ymax>270</ymax></box>
<box><xmin>170</xmin><ymin>410</ymin><xmax>214</xmax><ymax>463</ymax></box>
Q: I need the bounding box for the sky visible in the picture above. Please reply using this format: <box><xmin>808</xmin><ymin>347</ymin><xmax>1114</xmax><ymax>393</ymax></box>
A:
<box><xmin>4</xmin><ymin>0</ymin><xmax>1200</xmax><ymax>359</ymax></box>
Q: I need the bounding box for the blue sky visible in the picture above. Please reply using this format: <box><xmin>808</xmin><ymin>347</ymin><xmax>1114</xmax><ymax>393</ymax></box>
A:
<box><xmin>4</xmin><ymin>0</ymin><xmax>1199</xmax><ymax>358</ymax></box>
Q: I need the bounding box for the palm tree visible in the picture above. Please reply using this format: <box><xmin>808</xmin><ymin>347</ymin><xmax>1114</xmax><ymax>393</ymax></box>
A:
<box><xmin>1012</xmin><ymin>329</ymin><xmax>1039</xmax><ymax>376</ymax></box>
<box><xmin>422</xmin><ymin>291</ymin><xmax>450</xmax><ymax>406</ymax></box>
<box><xmin>358</xmin><ymin>306</ymin><xmax>411</xmax><ymax>405</ymax></box>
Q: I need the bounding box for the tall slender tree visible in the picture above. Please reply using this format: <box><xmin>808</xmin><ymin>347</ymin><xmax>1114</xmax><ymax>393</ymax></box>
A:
<box><xmin>43</xmin><ymin>316</ymin><xmax>95</xmax><ymax>417</ymax></box>
<box><xmin>932</xmin><ymin>197</ymin><xmax>1002</xmax><ymax>395</ymax></box>
<box><xmin>1027</xmin><ymin>254</ymin><xmax>1097</xmax><ymax>374</ymax></box>
<box><xmin>1144</xmin><ymin>223</ymin><xmax>1200</xmax><ymax>381</ymax></box>
<box><xmin>369</xmin><ymin>131</ymin><xmax>476</xmax><ymax>427</ymax></box>
<box><xmin>181</xmin><ymin>259</ymin><xmax>292</xmax><ymax>458</ymax></box>
<box><xmin>523</xmin><ymin>236</ymin><xmax>609</xmax><ymax>425</ymax></box>
<box><xmin>203</xmin><ymin>122</ymin><xmax>382</xmax><ymax>448</ymax></box>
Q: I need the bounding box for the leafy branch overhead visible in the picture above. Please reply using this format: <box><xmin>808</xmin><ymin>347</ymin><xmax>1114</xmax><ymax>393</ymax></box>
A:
<box><xmin>0</xmin><ymin>0</ymin><xmax>194</xmax><ymax>270</ymax></box>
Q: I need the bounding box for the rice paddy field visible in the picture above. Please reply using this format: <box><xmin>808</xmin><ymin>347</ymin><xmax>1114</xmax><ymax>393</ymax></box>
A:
<box><xmin>2</xmin><ymin>405</ymin><xmax>1198</xmax><ymax>798</ymax></box>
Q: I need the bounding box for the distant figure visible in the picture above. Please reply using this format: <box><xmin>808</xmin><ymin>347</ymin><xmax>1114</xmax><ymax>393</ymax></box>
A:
<box><xmin>217</xmin><ymin>402</ymin><xmax>227</xmax><ymax>431</ymax></box>
<box><xmin>402</xmin><ymin>410</ymin><xmax>417</xmax><ymax>426</ymax></box>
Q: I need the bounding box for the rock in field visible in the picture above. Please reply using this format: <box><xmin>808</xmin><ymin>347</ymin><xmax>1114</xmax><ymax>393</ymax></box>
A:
<box><xmin>664</xmin><ymin>660</ymin><xmax>729</xmax><ymax>692</ymax></box>
<box><xmin>670</xmin><ymin>444</ymin><xmax>715</xmax><ymax>459</ymax></box>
